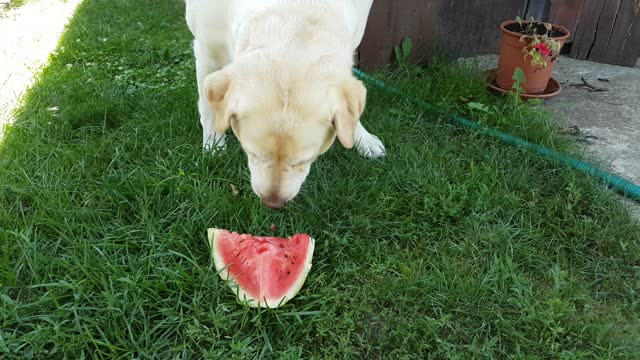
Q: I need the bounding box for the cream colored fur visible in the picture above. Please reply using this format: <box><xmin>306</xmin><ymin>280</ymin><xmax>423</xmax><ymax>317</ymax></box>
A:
<box><xmin>185</xmin><ymin>0</ymin><xmax>385</xmax><ymax>208</ymax></box>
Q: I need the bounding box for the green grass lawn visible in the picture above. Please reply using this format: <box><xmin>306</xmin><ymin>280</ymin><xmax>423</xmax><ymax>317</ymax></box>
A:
<box><xmin>2</xmin><ymin>0</ymin><xmax>640</xmax><ymax>358</ymax></box>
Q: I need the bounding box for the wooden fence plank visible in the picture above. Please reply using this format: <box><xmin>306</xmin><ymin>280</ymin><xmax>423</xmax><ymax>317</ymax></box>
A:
<box><xmin>570</xmin><ymin>0</ymin><xmax>607</xmax><ymax>59</ymax></box>
<box><xmin>588</xmin><ymin>0</ymin><xmax>623</xmax><ymax>62</ymax></box>
<box><xmin>567</xmin><ymin>0</ymin><xmax>640</xmax><ymax>66</ymax></box>
<box><xmin>548</xmin><ymin>0</ymin><xmax>584</xmax><ymax>42</ymax></box>
<box><xmin>358</xmin><ymin>0</ymin><xmax>528</xmax><ymax>70</ymax></box>
<box><xmin>525</xmin><ymin>0</ymin><xmax>551</xmax><ymax>21</ymax></box>
<box><xmin>600</xmin><ymin>0</ymin><xmax>640</xmax><ymax>66</ymax></box>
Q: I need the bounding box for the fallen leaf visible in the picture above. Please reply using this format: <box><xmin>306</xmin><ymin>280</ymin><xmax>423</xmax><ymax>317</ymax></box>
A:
<box><xmin>230</xmin><ymin>184</ymin><xmax>239</xmax><ymax>196</ymax></box>
<box><xmin>558</xmin><ymin>126</ymin><xmax>580</xmax><ymax>136</ymax></box>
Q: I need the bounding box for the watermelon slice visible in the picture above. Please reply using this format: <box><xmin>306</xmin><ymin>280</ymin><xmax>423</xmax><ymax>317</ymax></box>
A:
<box><xmin>207</xmin><ymin>228</ymin><xmax>314</xmax><ymax>308</ymax></box>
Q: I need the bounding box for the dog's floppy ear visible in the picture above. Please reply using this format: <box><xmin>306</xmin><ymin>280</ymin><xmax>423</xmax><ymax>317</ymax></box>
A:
<box><xmin>204</xmin><ymin>68</ymin><xmax>233</xmax><ymax>134</ymax></box>
<box><xmin>332</xmin><ymin>77</ymin><xmax>367</xmax><ymax>149</ymax></box>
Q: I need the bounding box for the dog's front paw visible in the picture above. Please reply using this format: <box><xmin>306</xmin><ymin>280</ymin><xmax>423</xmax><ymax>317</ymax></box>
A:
<box><xmin>356</xmin><ymin>133</ymin><xmax>386</xmax><ymax>159</ymax></box>
<box><xmin>203</xmin><ymin>133</ymin><xmax>227</xmax><ymax>154</ymax></box>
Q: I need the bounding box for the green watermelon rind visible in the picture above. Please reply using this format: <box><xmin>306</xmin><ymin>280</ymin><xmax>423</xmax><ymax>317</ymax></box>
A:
<box><xmin>207</xmin><ymin>228</ymin><xmax>314</xmax><ymax>309</ymax></box>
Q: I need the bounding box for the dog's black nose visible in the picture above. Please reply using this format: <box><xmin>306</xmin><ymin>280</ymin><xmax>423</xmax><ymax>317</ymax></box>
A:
<box><xmin>262</xmin><ymin>196</ymin><xmax>286</xmax><ymax>210</ymax></box>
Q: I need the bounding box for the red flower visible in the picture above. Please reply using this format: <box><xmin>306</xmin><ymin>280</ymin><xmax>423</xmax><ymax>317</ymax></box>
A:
<box><xmin>534</xmin><ymin>43</ymin><xmax>551</xmax><ymax>56</ymax></box>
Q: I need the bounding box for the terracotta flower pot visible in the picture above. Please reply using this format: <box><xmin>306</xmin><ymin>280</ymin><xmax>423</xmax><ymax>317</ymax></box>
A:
<box><xmin>496</xmin><ymin>20</ymin><xmax>570</xmax><ymax>94</ymax></box>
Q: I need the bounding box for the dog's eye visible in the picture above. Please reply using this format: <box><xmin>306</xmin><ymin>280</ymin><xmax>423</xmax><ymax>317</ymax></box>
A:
<box><xmin>291</xmin><ymin>158</ymin><xmax>312</xmax><ymax>168</ymax></box>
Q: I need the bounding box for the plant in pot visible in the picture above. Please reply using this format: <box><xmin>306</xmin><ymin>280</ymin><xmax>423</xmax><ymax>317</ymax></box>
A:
<box><xmin>495</xmin><ymin>16</ymin><xmax>570</xmax><ymax>96</ymax></box>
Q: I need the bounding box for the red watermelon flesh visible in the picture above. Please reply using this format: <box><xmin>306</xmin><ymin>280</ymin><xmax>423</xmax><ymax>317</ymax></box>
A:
<box><xmin>207</xmin><ymin>228</ymin><xmax>314</xmax><ymax>308</ymax></box>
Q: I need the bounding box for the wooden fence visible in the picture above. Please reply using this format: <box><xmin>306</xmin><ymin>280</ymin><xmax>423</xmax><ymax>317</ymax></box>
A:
<box><xmin>358</xmin><ymin>0</ymin><xmax>640</xmax><ymax>70</ymax></box>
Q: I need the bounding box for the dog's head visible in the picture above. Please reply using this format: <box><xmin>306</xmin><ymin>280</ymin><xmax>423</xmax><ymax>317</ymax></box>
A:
<box><xmin>204</xmin><ymin>60</ymin><xmax>366</xmax><ymax>209</ymax></box>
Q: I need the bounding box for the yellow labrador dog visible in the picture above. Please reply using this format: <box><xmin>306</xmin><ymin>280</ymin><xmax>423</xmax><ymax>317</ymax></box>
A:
<box><xmin>185</xmin><ymin>0</ymin><xmax>385</xmax><ymax>209</ymax></box>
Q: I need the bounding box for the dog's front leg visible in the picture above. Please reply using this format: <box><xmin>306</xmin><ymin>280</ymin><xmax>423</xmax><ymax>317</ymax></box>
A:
<box><xmin>354</xmin><ymin>122</ymin><xmax>386</xmax><ymax>159</ymax></box>
<box><xmin>194</xmin><ymin>40</ymin><xmax>226</xmax><ymax>152</ymax></box>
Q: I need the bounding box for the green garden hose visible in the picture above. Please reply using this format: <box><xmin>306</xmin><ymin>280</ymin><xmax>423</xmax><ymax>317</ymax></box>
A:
<box><xmin>352</xmin><ymin>68</ymin><xmax>640</xmax><ymax>202</ymax></box>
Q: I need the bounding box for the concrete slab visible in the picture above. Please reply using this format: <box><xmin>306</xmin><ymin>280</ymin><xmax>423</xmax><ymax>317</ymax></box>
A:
<box><xmin>0</xmin><ymin>0</ymin><xmax>82</xmax><ymax>137</ymax></box>
<box><xmin>459</xmin><ymin>54</ymin><xmax>640</xmax><ymax>218</ymax></box>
